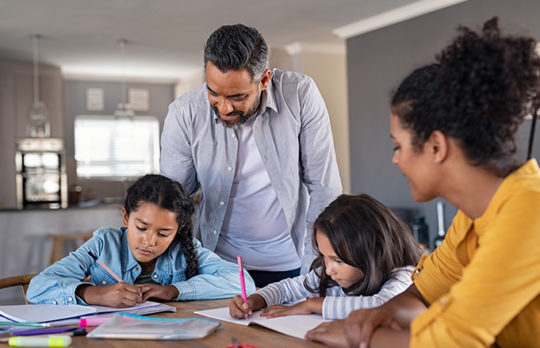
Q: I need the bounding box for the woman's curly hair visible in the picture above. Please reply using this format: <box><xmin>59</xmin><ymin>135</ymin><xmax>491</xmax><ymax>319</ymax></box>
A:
<box><xmin>124</xmin><ymin>174</ymin><xmax>198</xmax><ymax>279</ymax></box>
<box><xmin>392</xmin><ymin>17</ymin><xmax>540</xmax><ymax>176</ymax></box>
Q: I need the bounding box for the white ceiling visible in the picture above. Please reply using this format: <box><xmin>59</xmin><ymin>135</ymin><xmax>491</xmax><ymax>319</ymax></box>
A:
<box><xmin>0</xmin><ymin>0</ymin><xmax>465</xmax><ymax>82</ymax></box>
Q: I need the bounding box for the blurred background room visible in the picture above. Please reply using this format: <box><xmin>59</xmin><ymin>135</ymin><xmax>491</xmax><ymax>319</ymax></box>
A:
<box><xmin>1</xmin><ymin>0</ymin><xmax>539</xmax><ymax>303</ymax></box>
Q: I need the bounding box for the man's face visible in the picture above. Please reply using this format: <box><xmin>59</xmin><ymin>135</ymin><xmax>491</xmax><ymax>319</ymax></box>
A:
<box><xmin>205</xmin><ymin>61</ymin><xmax>270</xmax><ymax>128</ymax></box>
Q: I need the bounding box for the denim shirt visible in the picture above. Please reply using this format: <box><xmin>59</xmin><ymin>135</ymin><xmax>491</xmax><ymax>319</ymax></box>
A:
<box><xmin>26</xmin><ymin>227</ymin><xmax>255</xmax><ymax>305</ymax></box>
<box><xmin>160</xmin><ymin>69</ymin><xmax>342</xmax><ymax>272</ymax></box>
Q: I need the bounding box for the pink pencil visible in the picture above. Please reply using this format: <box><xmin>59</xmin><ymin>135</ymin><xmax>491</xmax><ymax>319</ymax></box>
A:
<box><xmin>237</xmin><ymin>255</ymin><xmax>247</xmax><ymax>302</ymax></box>
<box><xmin>88</xmin><ymin>251</ymin><xmax>123</xmax><ymax>283</ymax></box>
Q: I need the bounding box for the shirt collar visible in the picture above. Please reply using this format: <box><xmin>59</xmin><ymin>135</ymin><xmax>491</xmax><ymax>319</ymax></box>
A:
<box><xmin>263</xmin><ymin>72</ymin><xmax>278</xmax><ymax>114</ymax></box>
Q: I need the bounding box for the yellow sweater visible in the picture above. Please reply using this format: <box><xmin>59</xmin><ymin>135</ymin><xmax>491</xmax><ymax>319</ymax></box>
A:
<box><xmin>411</xmin><ymin>159</ymin><xmax>540</xmax><ymax>348</ymax></box>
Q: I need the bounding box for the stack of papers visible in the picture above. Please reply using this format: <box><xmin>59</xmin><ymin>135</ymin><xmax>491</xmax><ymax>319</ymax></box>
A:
<box><xmin>0</xmin><ymin>301</ymin><xmax>176</xmax><ymax>326</ymax></box>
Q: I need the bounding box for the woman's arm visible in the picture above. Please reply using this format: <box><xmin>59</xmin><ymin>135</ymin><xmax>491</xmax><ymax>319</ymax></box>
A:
<box><xmin>306</xmin><ymin>284</ymin><xmax>426</xmax><ymax>347</ymax></box>
<box><xmin>343</xmin><ymin>284</ymin><xmax>427</xmax><ymax>347</ymax></box>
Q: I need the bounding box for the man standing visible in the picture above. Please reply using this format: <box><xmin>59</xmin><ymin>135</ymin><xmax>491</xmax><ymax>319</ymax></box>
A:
<box><xmin>161</xmin><ymin>24</ymin><xmax>342</xmax><ymax>287</ymax></box>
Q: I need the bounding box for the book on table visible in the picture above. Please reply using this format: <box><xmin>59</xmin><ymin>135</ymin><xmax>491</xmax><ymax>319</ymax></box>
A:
<box><xmin>0</xmin><ymin>301</ymin><xmax>175</xmax><ymax>326</ymax></box>
<box><xmin>87</xmin><ymin>313</ymin><xmax>221</xmax><ymax>340</ymax></box>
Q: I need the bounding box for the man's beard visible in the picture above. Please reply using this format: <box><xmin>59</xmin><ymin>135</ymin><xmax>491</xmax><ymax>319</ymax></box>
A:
<box><xmin>214</xmin><ymin>92</ymin><xmax>261</xmax><ymax>129</ymax></box>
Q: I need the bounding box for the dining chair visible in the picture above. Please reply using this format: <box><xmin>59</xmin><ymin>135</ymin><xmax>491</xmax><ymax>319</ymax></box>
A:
<box><xmin>47</xmin><ymin>231</ymin><xmax>94</xmax><ymax>265</ymax></box>
<box><xmin>0</xmin><ymin>274</ymin><xmax>37</xmax><ymax>304</ymax></box>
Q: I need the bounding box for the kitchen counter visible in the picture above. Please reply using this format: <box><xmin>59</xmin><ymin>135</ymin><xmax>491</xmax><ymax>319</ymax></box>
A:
<box><xmin>0</xmin><ymin>202</ymin><xmax>122</xmax><ymax>304</ymax></box>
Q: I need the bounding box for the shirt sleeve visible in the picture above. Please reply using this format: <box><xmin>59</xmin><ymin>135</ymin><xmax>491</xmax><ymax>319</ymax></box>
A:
<box><xmin>410</xmin><ymin>191</ymin><xmax>540</xmax><ymax>347</ymax></box>
<box><xmin>297</xmin><ymin>77</ymin><xmax>342</xmax><ymax>272</ymax></box>
<box><xmin>171</xmin><ymin>239</ymin><xmax>255</xmax><ymax>301</ymax></box>
<box><xmin>255</xmin><ymin>270</ymin><xmax>320</xmax><ymax>307</ymax></box>
<box><xmin>26</xmin><ymin>231</ymin><xmax>102</xmax><ymax>305</ymax></box>
<box><xmin>414</xmin><ymin>212</ymin><xmax>466</xmax><ymax>304</ymax></box>
<box><xmin>160</xmin><ymin>102</ymin><xmax>200</xmax><ymax>195</ymax></box>
<box><xmin>322</xmin><ymin>267</ymin><xmax>413</xmax><ymax>320</ymax></box>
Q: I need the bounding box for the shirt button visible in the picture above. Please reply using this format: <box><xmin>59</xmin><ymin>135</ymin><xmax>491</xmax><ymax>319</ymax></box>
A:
<box><xmin>136</xmin><ymin>266</ymin><xmax>140</xmax><ymax>271</ymax></box>
<box><xmin>231</xmin><ymin>134</ymin><xmax>235</xmax><ymax>138</ymax></box>
<box><xmin>220</xmin><ymin>201</ymin><xmax>224</xmax><ymax>206</ymax></box>
<box><xmin>68</xmin><ymin>297</ymin><xmax>73</xmax><ymax>302</ymax></box>
<box><xmin>153</xmin><ymin>274</ymin><xmax>158</xmax><ymax>279</ymax></box>
<box><xmin>102</xmin><ymin>280</ymin><xmax>107</xmax><ymax>285</ymax></box>
<box><xmin>439</xmin><ymin>297</ymin><xmax>447</xmax><ymax>305</ymax></box>
<box><xmin>53</xmin><ymin>300</ymin><xmax>57</xmax><ymax>304</ymax></box>
<box><xmin>213</xmin><ymin>230</ymin><xmax>217</xmax><ymax>235</ymax></box>
<box><xmin>227</xmin><ymin>166</ymin><xmax>232</xmax><ymax>171</ymax></box>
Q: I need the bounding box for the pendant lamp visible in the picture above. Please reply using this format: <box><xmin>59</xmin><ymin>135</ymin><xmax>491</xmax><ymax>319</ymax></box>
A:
<box><xmin>114</xmin><ymin>38</ymin><xmax>134</xmax><ymax>117</ymax></box>
<box><xmin>27</xmin><ymin>34</ymin><xmax>50</xmax><ymax>137</ymax></box>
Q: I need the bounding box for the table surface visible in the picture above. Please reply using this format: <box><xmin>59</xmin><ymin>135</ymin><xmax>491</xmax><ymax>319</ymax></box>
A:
<box><xmin>1</xmin><ymin>299</ymin><xmax>327</xmax><ymax>348</ymax></box>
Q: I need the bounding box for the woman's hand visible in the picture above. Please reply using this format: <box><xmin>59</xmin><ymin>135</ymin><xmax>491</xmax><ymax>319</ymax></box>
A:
<box><xmin>76</xmin><ymin>283</ymin><xmax>142</xmax><ymax>307</ymax></box>
<box><xmin>261</xmin><ymin>297</ymin><xmax>324</xmax><ymax>318</ymax></box>
<box><xmin>342</xmin><ymin>307</ymin><xmax>402</xmax><ymax>347</ymax></box>
<box><xmin>136</xmin><ymin>284</ymin><xmax>179</xmax><ymax>302</ymax></box>
<box><xmin>305</xmin><ymin>320</ymin><xmax>349</xmax><ymax>348</ymax></box>
<box><xmin>229</xmin><ymin>294</ymin><xmax>267</xmax><ymax>319</ymax></box>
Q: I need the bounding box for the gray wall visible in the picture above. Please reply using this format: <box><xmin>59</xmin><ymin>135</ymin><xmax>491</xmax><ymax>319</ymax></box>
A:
<box><xmin>347</xmin><ymin>0</ymin><xmax>540</xmax><ymax>245</ymax></box>
<box><xmin>64</xmin><ymin>80</ymin><xmax>175</xmax><ymax>200</ymax></box>
<box><xmin>0</xmin><ymin>61</ymin><xmax>63</xmax><ymax>208</ymax></box>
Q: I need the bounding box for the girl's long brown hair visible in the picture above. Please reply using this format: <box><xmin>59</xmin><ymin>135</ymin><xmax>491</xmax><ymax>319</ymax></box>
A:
<box><xmin>306</xmin><ymin>194</ymin><xmax>421</xmax><ymax>296</ymax></box>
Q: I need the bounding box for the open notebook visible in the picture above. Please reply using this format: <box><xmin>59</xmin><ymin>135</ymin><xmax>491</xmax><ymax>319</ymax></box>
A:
<box><xmin>195</xmin><ymin>306</ymin><xmax>331</xmax><ymax>340</ymax></box>
<box><xmin>0</xmin><ymin>301</ymin><xmax>175</xmax><ymax>325</ymax></box>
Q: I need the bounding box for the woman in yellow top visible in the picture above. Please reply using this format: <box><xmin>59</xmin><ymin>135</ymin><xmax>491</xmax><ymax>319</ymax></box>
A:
<box><xmin>306</xmin><ymin>18</ymin><xmax>540</xmax><ymax>348</ymax></box>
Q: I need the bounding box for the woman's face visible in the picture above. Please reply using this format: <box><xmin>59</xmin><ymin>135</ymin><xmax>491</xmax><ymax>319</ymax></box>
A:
<box><xmin>122</xmin><ymin>201</ymin><xmax>178</xmax><ymax>267</ymax></box>
<box><xmin>390</xmin><ymin>113</ymin><xmax>438</xmax><ymax>202</ymax></box>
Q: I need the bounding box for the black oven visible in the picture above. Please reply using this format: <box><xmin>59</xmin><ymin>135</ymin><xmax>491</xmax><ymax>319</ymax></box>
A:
<box><xmin>15</xmin><ymin>138</ymin><xmax>67</xmax><ymax>209</ymax></box>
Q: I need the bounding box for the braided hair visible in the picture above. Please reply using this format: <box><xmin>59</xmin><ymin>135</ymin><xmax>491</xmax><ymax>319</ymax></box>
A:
<box><xmin>124</xmin><ymin>174</ymin><xmax>198</xmax><ymax>279</ymax></box>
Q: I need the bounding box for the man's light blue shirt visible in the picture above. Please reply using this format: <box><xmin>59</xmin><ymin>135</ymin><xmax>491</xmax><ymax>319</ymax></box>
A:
<box><xmin>27</xmin><ymin>227</ymin><xmax>255</xmax><ymax>305</ymax></box>
<box><xmin>160</xmin><ymin>69</ymin><xmax>342</xmax><ymax>272</ymax></box>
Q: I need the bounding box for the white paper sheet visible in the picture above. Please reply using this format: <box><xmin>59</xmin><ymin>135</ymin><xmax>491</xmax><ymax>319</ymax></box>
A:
<box><xmin>0</xmin><ymin>304</ymin><xmax>95</xmax><ymax>323</ymax></box>
<box><xmin>195</xmin><ymin>306</ymin><xmax>331</xmax><ymax>340</ymax></box>
<box><xmin>0</xmin><ymin>300</ymin><xmax>164</xmax><ymax>324</ymax></box>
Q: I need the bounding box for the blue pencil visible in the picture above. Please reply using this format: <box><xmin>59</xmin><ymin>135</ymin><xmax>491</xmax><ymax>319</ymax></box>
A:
<box><xmin>0</xmin><ymin>322</ymin><xmax>48</xmax><ymax>328</ymax></box>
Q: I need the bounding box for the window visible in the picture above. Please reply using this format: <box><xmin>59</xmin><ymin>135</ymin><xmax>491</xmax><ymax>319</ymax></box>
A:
<box><xmin>74</xmin><ymin>115</ymin><xmax>160</xmax><ymax>179</ymax></box>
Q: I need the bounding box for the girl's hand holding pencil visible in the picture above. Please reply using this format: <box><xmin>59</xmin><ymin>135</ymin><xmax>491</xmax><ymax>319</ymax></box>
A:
<box><xmin>76</xmin><ymin>282</ymin><xmax>142</xmax><ymax>307</ymax></box>
<box><xmin>76</xmin><ymin>251</ymin><xmax>143</xmax><ymax>307</ymax></box>
<box><xmin>135</xmin><ymin>284</ymin><xmax>179</xmax><ymax>302</ymax></box>
<box><xmin>229</xmin><ymin>294</ymin><xmax>267</xmax><ymax>319</ymax></box>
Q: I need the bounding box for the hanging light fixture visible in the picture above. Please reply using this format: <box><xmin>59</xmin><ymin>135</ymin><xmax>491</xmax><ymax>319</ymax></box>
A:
<box><xmin>114</xmin><ymin>38</ymin><xmax>134</xmax><ymax>117</ymax></box>
<box><xmin>27</xmin><ymin>34</ymin><xmax>50</xmax><ymax>137</ymax></box>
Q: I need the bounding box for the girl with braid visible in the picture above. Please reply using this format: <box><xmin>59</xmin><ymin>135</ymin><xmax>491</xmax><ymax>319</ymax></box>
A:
<box><xmin>27</xmin><ymin>174</ymin><xmax>254</xmax><ymax>306</ymax></box>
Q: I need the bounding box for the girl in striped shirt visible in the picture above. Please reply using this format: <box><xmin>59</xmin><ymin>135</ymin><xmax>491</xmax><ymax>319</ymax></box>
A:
<box><xmin>229</xmin><ymin>193</ymin><xmax>421</xmax><ymax>320</ymax></box>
